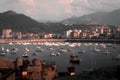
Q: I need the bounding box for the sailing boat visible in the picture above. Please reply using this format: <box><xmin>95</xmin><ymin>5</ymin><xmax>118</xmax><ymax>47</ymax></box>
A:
<box><xmin>22</xmin><ymin>48</ymin><xmax>29</xmax><ymax>58</ymax></box>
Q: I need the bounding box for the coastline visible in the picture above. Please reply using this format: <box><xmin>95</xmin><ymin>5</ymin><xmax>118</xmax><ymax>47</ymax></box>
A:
<box><xmin>0</xmin><ymin>39</ymin><xmax>65</xmax><ymax>44</ymax></box>
<box><xmin>0</xmin><ymin>39</ymin><xmax>120</xmax><ymax>44</ymax></box>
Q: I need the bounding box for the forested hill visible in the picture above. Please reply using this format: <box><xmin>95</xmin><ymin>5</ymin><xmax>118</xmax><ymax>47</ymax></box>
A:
<box><xmin>0</xmin><ymin>10</ymin><xmax>45</xmax><ymax>34</ymax></box>
<box><xmin>0</xmin><ymin>10</ymin><xmax>109</xmax><ymax>35</ymax></box>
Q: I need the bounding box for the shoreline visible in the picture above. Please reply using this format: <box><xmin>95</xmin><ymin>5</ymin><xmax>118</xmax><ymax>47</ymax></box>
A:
<box><xmin>0</xmin><ymin>39</ymin><xmax>120</xmax><ymax>44</ymax></box>
<box><xmin>0</xmin><ymin>39</ymin><xmax>65</xmax><ymax>44</ymax></box>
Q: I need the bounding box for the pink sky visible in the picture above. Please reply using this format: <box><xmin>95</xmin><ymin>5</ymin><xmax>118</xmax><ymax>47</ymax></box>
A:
<box><xmin>0</xmin><ymin>0</ymin><xmax>120</xmax><ymax>21</ymax></box>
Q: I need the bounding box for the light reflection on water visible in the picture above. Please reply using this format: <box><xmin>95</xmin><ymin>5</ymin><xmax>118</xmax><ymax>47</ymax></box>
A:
<box><xmin>0</xmin><ymin>42</ymin><xmax>120</xmax><ymax>74</ymax></box>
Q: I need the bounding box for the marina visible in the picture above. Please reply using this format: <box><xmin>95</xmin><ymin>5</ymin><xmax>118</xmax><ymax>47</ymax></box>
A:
<box><xmin>0</xmin><ymin>42</ymin><xmax>120</xmax><ymax>75</ymax></box>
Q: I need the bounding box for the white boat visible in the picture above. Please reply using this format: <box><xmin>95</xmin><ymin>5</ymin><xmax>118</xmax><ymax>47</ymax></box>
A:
<box><xmin>8</xmin><ymin>42</ymin><xmax>13</xmax><ymax>45</ymax></box>
<box><xmin>103</xmin><ymin>51</ymin><xmax>110</xmax><ymax>55</ymax></box>
<box><xmin>50</xmin><ymin>51</ymin><xmax>60</xmax><ymax>57</ymax></box>
<box><xmin>25</xmin><ymin>48</ymin><xmax>29</xmax><ymax>52</ymax></box>
<box><xmin>22</xmin><ymin>48</ymin><xmax>29</xmax><ymax>58</ymax></box>
<box><xmin>36</xmin><ymin>46</ymin><xmax>44</xmax><ymax>52</ymax></box>
<box><xmin>6</xmin><ymin>49</ymin><xmax>10</xmax><ymax>53</ymax></box>
<box><xmin>69</xmin><ymin>44</ymin><xmax>76</xmax><ymax>47</ymax></box>
<box><xmin>106</xmin><ymin>44</ymin><xmax>112</xmax><ymax>47</ymax></box>
<box><xmin>50</xmin><ymin>52</ymin><xmax>56</xmax><ymax>56</ymax></box>
<box><xmin>0</xmin><ymin>47</ymin><xmax>6</xmax><ymax>56</ymax></box>
<box><xmin>101</xmin><ymin>43</ymin><xmax>106</xmax><ymax>48</ymax></box>
<box><xmin>0</xmin><ymin>52</ymin><xmax>6</xmax><ymax>56</ymax></box>
<box><xmin>22</xmin><ymin>53</ymin><xmax>29</xmax><ymax>58</ymax></box>
<box><xmin>93</xmin><ymin>48</ymin><xmax>100</xmax><ymax>52</ymax></box>
<box><xmin>58</xmin><ymin>49</ymin><xmax>68</xmax><ymax>53</ymax></box>
<box><xmin>0</xmin><ymin>47</ymin><xmax>5</xmax><ymax>53</ymax></box>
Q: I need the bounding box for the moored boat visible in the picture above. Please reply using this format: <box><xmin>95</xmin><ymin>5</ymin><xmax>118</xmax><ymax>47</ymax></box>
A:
<box><xmin>22</xmin><ymin>48</ymin><xmax>29</xmax><ymax>58</ymax></box>
<box><xmin>10</xmin><ymin>47</ymin><xmax>18</xmax><ymax>54</ymax></box>
<box><xmin>93</xmin><ymin>48</ymin><xmax>100</xmax><ymax>52</ymax></box>
<box><xmin>0</xmin><ymin>47</ymin><xmax>6</xmax><ymax>56</ymax></box>
<box><xmin>50</xmin><ymin>51</ymin><xmax>60</xmax><ymax>57</ymax></box>
<box><xmin>22</xmin><ymin>53</ymin><xmax>29</xmax><ymax>58</ymax></box>
<box><xmin>70</xmin><ymin>54</ymin><xmax>80</xmax><ymax>64</ymax></box>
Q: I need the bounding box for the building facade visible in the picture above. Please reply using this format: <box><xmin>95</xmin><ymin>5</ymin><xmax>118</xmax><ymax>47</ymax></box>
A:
<box><xmin>2</xmin><ymin>29</ymin><xmax>12</xmax><ymax>39</ymax></box>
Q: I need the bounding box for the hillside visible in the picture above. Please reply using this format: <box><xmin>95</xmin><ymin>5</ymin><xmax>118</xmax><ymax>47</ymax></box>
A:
<box><xmin>0</xmin><ymin>10</ymin><xmax>45</xmax><ymax>34</ymax></box>
<box><xmin>0</xmin><ymin>10</ymin><xmax>89</xmax><ymax>34</ymax></box>
<box><xmin>1</xmin><ymin>10</ymin><xmax>118</xmax><ymax>35</ymax></box>
<box><xmin>61</xmin><ymin>9</ymin><xmax>120</xmax><ymax>25</ymax></box>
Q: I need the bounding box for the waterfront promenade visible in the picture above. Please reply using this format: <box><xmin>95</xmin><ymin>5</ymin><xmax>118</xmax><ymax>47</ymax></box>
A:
<box><xmin>0</xmin><ymin>39</ymin><xmax>65</xmax><ymax>44</ymax></box>
<box><xmin>0</xmin><ymin>39</ymin><xmax>120</xmax><ymax>44</ymax></box>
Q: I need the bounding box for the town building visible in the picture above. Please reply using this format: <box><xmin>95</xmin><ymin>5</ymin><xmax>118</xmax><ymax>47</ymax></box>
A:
<box><xmin>65</xmin><ymin>30</ymin><xmax>72</xmax><ymax>39</ymax></box>
<box><xmin>12</xmin><ymin>32</ymin><xmax>22</xmax><ymax>39</ymax></box>
<box><xmin>44</xmin><ymin>33</ymin><xmax>53</xmax><ymax>39</ymax></box>
<box><xmin>71</xmin><ymin>30</ymin><xmax>81</xmax><ymax>39</ymax></box>
<box><xmin>2</xmin><ymin>29</ymin><xmax>12</xmax><ymax>39</ymax></box>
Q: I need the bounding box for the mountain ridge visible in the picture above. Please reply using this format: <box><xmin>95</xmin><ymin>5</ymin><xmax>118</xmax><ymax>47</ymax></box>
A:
<box><xmin>61</xmin><ymin>9</ymin><xmax>120</xmax><ymax>25</ymax></box>
<box><xmin>0</xmin><ymin>9</ymin><xmax>119</xmax><ymax>35</ymax></box>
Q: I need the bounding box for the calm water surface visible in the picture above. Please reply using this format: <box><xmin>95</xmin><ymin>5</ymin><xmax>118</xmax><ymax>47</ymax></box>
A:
<box><xmin>0</xmin><ymin>42</ymin><xmax>120</xmax><ymax>74</ymax></box>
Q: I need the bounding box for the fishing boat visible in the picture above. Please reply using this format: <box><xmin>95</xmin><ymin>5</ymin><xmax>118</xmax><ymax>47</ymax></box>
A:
<box><xmin>50</xmin><ymin>51</ymin><xmax>60</xmax><ymax>57</ymax></box>
<box><xmin>22</xmin><ymin>53</ymin><xmax>29</xmax><ymax>58</ymax></box>
<box><xmin>10</xmin><ymin>47</ymin><xmax>18</xmax><ymax>54</ymax></box>
<box><xmin>103</xmin><ymin>51</ymin><xmax>110</xmax><ymax>55</ymax></box>
<box><xmin>0</xmin><ymin>47</ymin><xmax>6</xmax><ymax>56</ymax></box>
<box><xmin>70</xmin><ymin>54</ymin><xmax>80</xmax><ymax>64</ymax></box>
<box><xmin>58</xmin><ymin>49</ymin><xmax>68</xmax><ymax>53</ymax></box>
<box><xmin>22</xmin><ymin>48</ymin><xmax>29</xmax><ymax>58</ymax></box>
<box><xmin>35</xmin><ymin>46</ymin><xmax>44</xmax><ymax>52</ymax></box>
<box><xmin>93</xmin><ymin>48</ymin><xmax>100</xmax><ymax>52</ymax></box>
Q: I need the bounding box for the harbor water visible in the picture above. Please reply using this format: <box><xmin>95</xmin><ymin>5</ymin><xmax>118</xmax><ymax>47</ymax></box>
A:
<box><xmin>0</xmin><ymin>42</ymin><xmax>120</xmax><ymax>75</ymax></box>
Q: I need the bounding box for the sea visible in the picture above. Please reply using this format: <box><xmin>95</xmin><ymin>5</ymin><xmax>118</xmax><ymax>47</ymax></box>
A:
<box><xmin>0</xmin><ymin>42</ymin><xmax>120</xmax><ymax>75</ymax></box>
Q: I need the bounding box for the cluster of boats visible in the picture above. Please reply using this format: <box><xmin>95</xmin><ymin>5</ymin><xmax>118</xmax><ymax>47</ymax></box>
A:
<box><xmin>0</xmin><ymin>46</ymin><xmax>18</xmax><ymax>56</ymax></box>
<box><xmin>0</xmin><ymin>42</ymin><xmax>120</xmax><ymax>63</ymax></box>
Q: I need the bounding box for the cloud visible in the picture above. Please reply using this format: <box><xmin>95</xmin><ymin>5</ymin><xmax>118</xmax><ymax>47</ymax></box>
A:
<box><xmin>0</xmin><ymin>0</ymin><xmax>120</xmax><ymax>21</ymax></box>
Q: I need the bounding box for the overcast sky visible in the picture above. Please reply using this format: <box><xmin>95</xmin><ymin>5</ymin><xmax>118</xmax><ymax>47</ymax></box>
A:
<box><xmin>0</xmin><ymin>0</ymin><xmax>120</xmax><ymax>21</ymax></box>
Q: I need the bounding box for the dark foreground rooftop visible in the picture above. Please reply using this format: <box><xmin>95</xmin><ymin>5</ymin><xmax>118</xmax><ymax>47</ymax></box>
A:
<box><xmin>54</xmin><ymin>65</ymin><xmax>120</xmax><ymax>80</ymax></box>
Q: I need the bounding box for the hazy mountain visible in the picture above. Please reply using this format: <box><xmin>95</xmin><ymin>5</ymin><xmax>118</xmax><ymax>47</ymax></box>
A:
<box><xmin>0</xmin><ymin>10</ymin><xmax>45</xmax><ymax>34</ymax></box>
<box><xmin>101</xmin><ymin>9</ymin><xmax>120</xmax><ymax>25</ymax></box>
<box><xmin>61</xmin><ymin>9</ymin><xmax>120</xmax><ymax>25</ymax></box>
<box><xmin>0</xmin><ymin>10</ymin><xmax>87</xmax><ymax>34</ymax></box>
<box><xmin>1</xmin><ymin>10</ymin><xmax>119</xmax><ymax>35</ymax></box>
